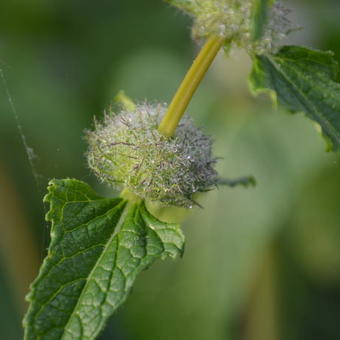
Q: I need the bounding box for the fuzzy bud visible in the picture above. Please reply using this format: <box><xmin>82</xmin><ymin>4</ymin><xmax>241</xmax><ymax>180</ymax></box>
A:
<box><xmin>167</xmin><ymin>0</ymin><xmax>294</xmax><ymax>54</ymax></box>
<box><xmin>85</xmin><ymin>103</ymin><xmax>219</xmax><ymax>208</ymax></box>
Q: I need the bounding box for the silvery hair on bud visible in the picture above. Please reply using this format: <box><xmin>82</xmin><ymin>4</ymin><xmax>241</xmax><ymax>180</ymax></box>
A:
<box><xmin>85</xmin><ymin>103</ymin><xmax>219</xmax><ymax>208</ymax></box>
<box><xmin>167</xmin><ymin>0</ymin><xmax>294</xmax><ymax>54</ymax></box>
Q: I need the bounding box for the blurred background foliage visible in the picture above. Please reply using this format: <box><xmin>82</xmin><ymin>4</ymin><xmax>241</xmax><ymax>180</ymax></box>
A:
<box><xmin>0</xmin><ymin>0</ymin><xmax>340</xmax><ymax>339</ymax></box>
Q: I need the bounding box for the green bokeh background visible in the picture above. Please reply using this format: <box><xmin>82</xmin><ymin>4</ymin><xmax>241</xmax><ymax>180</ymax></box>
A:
<box><xmin>0</xmin><ymin>1</ymin><xmax>340</xmax><ymax>339</ymax></box>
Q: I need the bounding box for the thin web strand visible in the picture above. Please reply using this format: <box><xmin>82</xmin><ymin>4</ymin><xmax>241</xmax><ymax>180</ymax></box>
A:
<box><xmin>0</xmin><ymin>67</ymin><xmax>48</xmax><ymax>259</ymax></box>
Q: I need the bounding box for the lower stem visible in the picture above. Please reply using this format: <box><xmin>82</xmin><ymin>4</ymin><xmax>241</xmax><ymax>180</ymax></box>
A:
<box><xmin>158</xmin><ymin>35</ymin><xmax>225</xmax><ymax>137</ymax></box>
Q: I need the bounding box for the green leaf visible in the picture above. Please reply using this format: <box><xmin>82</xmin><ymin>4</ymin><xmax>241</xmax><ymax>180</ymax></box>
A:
<box><xmin>251</xmin><ymin>0</ymin><xmax>276</xmax><ymax>41</ymax></box>
<box><xmin>218</xmin><ymin>176</ymin><xmax>256</xmax><ymax>188</ymax></box>
<box><xmin>249</xmin><ymin>45</ymin><xmax>340</xmax><ymax>151</ymax></box>
<box><xmin>23</xmin><ymin>179</ymin><xmax>185</xmax><ymax>340</ymax></box>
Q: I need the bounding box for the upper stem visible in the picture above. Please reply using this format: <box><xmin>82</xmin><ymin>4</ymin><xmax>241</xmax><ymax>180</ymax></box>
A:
<box><xmin>158</xmin><ymin>35</ymin><xmax>225</xmax><ymax>137</ymax></box>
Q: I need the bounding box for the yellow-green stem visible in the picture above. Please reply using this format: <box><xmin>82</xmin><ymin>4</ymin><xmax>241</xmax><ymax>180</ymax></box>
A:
<box><xmin>158</xmin><ymin>35</ymin><xmax>225</xmax><ymax>137</ymax></box>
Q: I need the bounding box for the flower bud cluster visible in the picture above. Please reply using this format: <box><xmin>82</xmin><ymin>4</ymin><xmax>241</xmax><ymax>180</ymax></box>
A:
<box><xmin>85</xmin><ymin>103</ymin><xmax>219</xmax><ymax>208</ymax></box>
<box><xmin>167</xmin><ymin>0</ymin><xmax>293</xmax><ymax>54</ymax></box>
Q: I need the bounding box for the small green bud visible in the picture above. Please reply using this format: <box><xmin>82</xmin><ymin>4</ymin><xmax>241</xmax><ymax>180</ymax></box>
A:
<box><xmin>85</xmin><ymin>103</ymin><xmax>219</xmax><ymax>208</ymax></box>
<box><xmin>167</xmin><ymin>0</ymin><xmax>293</xmax><ymax>54</ymax></box>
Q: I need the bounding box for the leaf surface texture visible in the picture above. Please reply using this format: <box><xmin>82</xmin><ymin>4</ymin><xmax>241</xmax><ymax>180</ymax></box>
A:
<box><xmin>250</xmin><ymin>46</ymin><xmax>340</xmax><ymax>150</ymax></box>
<box><xmin>24</xmin><ymin>179</ymin><xmax>185</xmax><ymax>340</ymax></box>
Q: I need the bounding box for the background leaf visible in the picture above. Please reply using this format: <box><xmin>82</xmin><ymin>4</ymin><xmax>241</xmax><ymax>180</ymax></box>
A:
<box><xmin>23</xmin><ymin>179</ymin><xmax>184</xmax><ymax>340</ymax></box>
<box><xmin>249</xmin><ymin>45</ymin><xmax>340</xmax><ymax>151</ymax></box>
